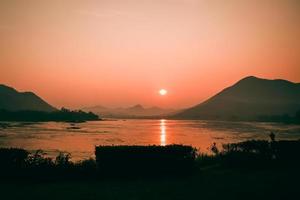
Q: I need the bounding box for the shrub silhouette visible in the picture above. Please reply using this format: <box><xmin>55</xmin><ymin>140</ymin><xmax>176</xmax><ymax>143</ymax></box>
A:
<box><xmin>95</xmin><ymin>145</ymin><xmax>197</xmax><ymax>177</ymax></box>
<box><xmin>219</xmin><ymin>140</ymin><xmax>300</xmax><ymax>168</ymax></box>
<box><xmin>55</xmin><ymin>152</ymin><xmax>71</xmax><ymax>167</ymax></box>
<box><xmin>0</xmin><ymin>148</ymin><xmax>29</xmax><ymax>169</ymax></box>
<box><xmin>27</xmin><ymin>150</ymin><xmax>54</xmax><ymax>168</ymax></box>
<box><xmin>0</xmin><ymin>140</ymin><xmax>299</xmax><ymax>180</ymax></box>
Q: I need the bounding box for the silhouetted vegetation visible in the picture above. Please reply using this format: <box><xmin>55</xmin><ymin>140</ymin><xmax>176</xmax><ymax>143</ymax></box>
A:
<box><xmin>0</xmin><ymin>107</ymin><xmax>100</xmax><ymax>122</ymax></box>
<box><xmin>197</xmin><ymin>139</ymin><xmax>300</xmax><ymax>169</ymax></box>
<box><xmin>0</xmin><ymin>145</ymin><xmax>196</xmax><ymax>180</ymax></box>
<box><xmin>0</xmin><ymin>139</ymin><xmax>300</xmax><ymax>181</ymax></box>
<box><xmin>0</xmin><ymin>148</ymin><xmax>29</xmax><ymax>169</ymax></box>
<box><xmin>95</xmin><ymin>145</ymin><xmax>197</xmax><ymax>177</ymax></box>
<box><xmin>0</xmin><ymin>148</ymin><xmax>99</xmax><ymax>180</ymax></box>
<box><xmin>1</xmin><ymin>140</ymin><xmax>300</xmax><ymax>199</ymax></box>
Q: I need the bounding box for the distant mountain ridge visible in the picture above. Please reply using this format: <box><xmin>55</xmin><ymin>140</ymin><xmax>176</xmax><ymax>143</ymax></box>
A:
<box><xmin>0</xmin><ymin>84</ymin><xmax>57</xmax><ymax>112</ymax></box>
<box><xmin>173</xmin><ymin>76</ymin><xmax>300</xmax><ymax>120</ymax></box>
<box><xmin>82</xmin><ymin>104</ymin><xmax>178</xmax><ymax>118</ymax></box>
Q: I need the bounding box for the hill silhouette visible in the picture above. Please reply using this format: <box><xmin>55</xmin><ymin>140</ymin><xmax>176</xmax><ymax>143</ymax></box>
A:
<box><xmin>82</xmin><ymin>104</ymin><xmax>178</xmax><ymax>118</ymax></box>
<box><xmin>173</xmin><ymin>76</ymin><xmax>300</xmax><ymax>121</ymax></box>
<box><xmin>0</xmin><ymin>84</ymin><xmax>57</xmax><ymax>112</ymax></box>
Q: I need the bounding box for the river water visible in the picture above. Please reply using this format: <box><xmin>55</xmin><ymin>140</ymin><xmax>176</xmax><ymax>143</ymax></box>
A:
<box><xmin>0</xmin><ymin>119</ymin><xmax>299</xmax><ymax>160</ymax></box>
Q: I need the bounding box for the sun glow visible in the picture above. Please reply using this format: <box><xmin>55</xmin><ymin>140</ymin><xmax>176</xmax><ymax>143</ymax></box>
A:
<box><xmin>159</xmin><ymin>89</ymin><xmax>167</xmax><ymax>96</ymax></box>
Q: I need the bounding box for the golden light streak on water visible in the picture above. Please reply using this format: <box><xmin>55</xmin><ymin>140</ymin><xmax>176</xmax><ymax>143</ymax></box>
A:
<box><xmin>160</xmin><ymin>119</ymin><xmax>166</xmax><ymax>146</ymax></box>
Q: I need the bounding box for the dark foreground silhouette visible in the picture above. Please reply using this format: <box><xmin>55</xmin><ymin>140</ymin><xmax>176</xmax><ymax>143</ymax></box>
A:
<box><xmin>0</xmin><ymin>108</ymin><xmax>100</xmax><ymax>122</ymax></box>
<box><xmin>0</xmin><ymin>140</ymin><xmax>299</xmax><ymax>199</ymax></box>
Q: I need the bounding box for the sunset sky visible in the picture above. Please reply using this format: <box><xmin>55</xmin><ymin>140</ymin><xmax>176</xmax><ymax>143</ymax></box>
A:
<box><xmin>1</xmin><ymin>0</ymin><xmax>299</xmax><ymax>109</ymax></box>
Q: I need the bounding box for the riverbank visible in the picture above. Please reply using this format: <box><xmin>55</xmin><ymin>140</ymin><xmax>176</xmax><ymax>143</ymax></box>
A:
<box><xmin>0</xmin><ymin>140</ymin><xmax>299</xmax><ymax>199</ymax></box>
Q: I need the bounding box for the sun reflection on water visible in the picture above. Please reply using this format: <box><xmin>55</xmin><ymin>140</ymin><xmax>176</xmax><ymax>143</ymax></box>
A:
<box><xmin>160</xmin><ymin>119</ymin><xmax>166</xmax><ymax>146</ymax></box>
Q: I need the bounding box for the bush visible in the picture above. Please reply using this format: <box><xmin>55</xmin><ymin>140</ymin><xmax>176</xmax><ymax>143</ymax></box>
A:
<box><xmin>0</xmin><ymin>140</ymin><xmax>299</xmax><ymax>180</ymax></box>
<box><xmin>219</xmin><ymin>140</ymin><xmax>300</xmax><ymax>168</ymax></box>
<box><xmin>27</xmin><ymin>150</ymin><xmax>54</xmax><ymax>168</ymax></box>
<box><xmin>0</xmin><ymin>148</ymin><xmax>29</xmax><ymax>169</ymax></box>
<box><xmin>55</xmin><ymin>152</ymin><xmax>71</xmax><ymax>167</ymax></box>
<box><xmin>95</xmin><ymin>145</ymin><xmax>197</xmax><ymax>177</ymax></box>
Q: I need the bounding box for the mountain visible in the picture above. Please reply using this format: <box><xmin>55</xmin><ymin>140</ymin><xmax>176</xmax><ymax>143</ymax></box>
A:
<box><xmin>81</xmin><ymin>105</ymin><xmax>108</xmax><ymax>113</ymax></box>
<box><xmin>127</xmin><ymin>104</ymin><xmax>145</xmax><ymax>113</ymax></box>
<box><xmin>173</xmin><ymin>76</ymin><xmax>300</xmax><ymax>120</ymax></box>
<box><xmin>0</xmin><ymin>84</ymin><xmax>57</xmax><ymax>112</ymax></box>
<box><xmin>82</xmin><ymin>104</ymin><xmax>178</xmax><ymax>118</ymax></box>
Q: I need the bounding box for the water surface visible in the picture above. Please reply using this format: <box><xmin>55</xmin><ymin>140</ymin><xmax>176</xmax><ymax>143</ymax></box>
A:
<box><xmin>0</xmin><ymin>119</ymin><xmax>300</xmax><ymax>160</ymax></box>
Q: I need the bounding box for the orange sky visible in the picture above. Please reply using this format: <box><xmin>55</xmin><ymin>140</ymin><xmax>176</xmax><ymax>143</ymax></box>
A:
<box><xmin>1</xmin><ymin>0</ymin><xmax>300</xmax><ymax>109</ymax></box>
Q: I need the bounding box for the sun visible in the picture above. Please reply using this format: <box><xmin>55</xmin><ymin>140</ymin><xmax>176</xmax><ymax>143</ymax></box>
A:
<box><xmin>159</xmin><ymin>89</ymin><xmax>167</xmax><ymax>96</ymax></box>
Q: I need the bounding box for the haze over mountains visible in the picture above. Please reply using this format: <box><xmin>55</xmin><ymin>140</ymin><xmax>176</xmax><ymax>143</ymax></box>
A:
<box><xmin>173</xmin><ymin>76</ymin><xmax>300</xmax><ymax>120</ymax></box>
<box><xmin>1</xmin><ymin>76</ymin><xmax>300</xmax><ymax>122</ymax></box>
<box><xmin>0</xmin><ymin>84</ymin><xmax>177</xmax><ymax>118</ymax></box>
<box><xmin>0</xmin><ymin>84</ymin><xmax>57</xmax><ymax>112</ymax></box>
<box><xmin>82</xmin><ymin>104</ymin><xmax>179</xmax><ymax>118</ymax></box>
